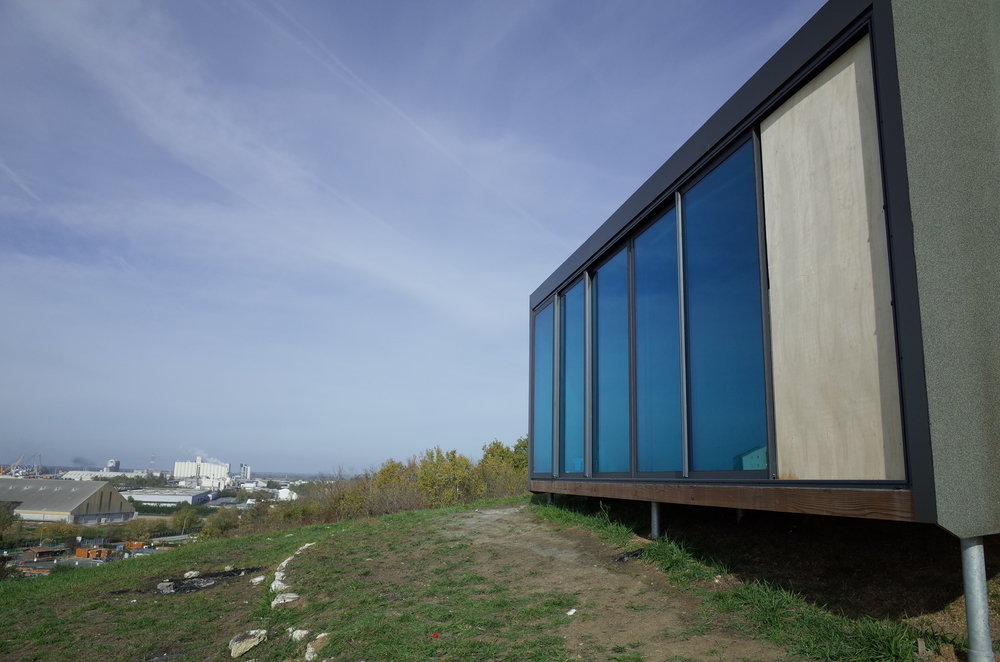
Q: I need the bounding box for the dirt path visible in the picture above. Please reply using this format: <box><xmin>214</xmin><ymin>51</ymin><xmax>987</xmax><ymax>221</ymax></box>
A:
<box><xmin>436</xmin><ymin>505</ymin><xmax>786</xmax><ymax>662</ymax></box>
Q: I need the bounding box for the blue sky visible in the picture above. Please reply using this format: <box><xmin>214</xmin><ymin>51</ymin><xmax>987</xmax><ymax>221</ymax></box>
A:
<box><xmin>0</xmin><ymin>0</ymin><xmax>824</xmax><ymax>475</ymax></box>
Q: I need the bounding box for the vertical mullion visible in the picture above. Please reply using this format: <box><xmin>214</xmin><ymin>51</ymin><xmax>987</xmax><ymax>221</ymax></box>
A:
<box><xmin>676</xmin><ymin>190</ymin><xmax>691</xmax><ymax>478</ymax></box>
<box><xmin>584</xmin><ymin>272</ymin><xmax>593</xmax><ymax>477</ymax></box>
<box><xmin>753</xmin><ymin>128</ymin><xmax>778</xmax><ymax>480</ymax></box>
<box><xmin>628</xmin><ymin>238</ymin><xmax>638</xmax><ymax>478</ymax></box>
<box><xmin>552</xmin><ymin>294</ymin><xmax>562</xmax><ymax>479</ymax></box>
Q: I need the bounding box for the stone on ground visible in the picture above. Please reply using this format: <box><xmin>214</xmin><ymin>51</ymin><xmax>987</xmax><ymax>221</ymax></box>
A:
<box><xmin>304</xmin><ymin>633</ymin><xmax>330</xmax><ymax>661</ymax></box>
<box><xmin>271</xmin><ymin>592</ymin><xmax>299</xmax><ymax>608</ymax></box>
<box><xmin>229</xmin><ymin>629</ymin><xmax>267</xmax><ymax>658</ymax></box>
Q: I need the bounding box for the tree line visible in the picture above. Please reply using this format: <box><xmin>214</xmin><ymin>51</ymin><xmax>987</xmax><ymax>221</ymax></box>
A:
<box><xmin>201</xmin><ymin>438</ymin><xmax>528</xmax><ymax>537</ymax></box>
<box><xmin>0</xmin><ymin>438</ymin><xmax>529</xmax><ymax>546</ymax></box>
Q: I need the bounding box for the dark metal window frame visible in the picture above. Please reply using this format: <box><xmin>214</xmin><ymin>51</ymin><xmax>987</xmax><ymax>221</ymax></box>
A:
<box><xmin>528</xmin><ymin>0</ymin><xmax>934</xmax><ymax>522</ymax></box>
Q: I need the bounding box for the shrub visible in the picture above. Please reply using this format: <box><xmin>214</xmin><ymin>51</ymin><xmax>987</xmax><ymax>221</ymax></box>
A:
<box><xmin>416</xmin><ymin>447</ymin><xmax>483</xmax><ymax>508</ymax></box>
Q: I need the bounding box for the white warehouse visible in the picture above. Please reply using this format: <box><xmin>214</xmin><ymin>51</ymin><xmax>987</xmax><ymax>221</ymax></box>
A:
<box><xmin>173</xmin><ymin>456</ymin><xmax>230</xmax><ymax>481</ymax></box>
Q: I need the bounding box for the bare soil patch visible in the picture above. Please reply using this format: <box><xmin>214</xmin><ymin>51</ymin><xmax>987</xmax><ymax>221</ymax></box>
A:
<box><xmin>417</xmin><ymin>505</ymin><xmax>786</xmax><ymax>661</ymax></box>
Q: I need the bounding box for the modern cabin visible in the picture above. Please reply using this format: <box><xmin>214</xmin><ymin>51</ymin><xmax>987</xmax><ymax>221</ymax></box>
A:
<box><xmin>529</xmin><ymin>0</ymin><xmax>998</xmax><ymax>539</ymax></box>
<box><xmin>529</xmin><ymin>3</ymin><xmax>999</xmax><ymax>654</ymax></box>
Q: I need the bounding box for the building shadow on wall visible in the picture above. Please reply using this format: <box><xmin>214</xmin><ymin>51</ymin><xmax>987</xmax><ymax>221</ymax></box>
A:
<box><xmin>541</xmin><ymin>494</ymin><xmax>999</xmax><ymax>623</ymax></box>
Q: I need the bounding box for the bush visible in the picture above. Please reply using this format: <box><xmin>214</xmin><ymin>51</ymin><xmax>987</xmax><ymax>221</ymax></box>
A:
<box><xmin>202</xmin><ymin>507</ymin><xmax>240</xmax><ymax>538</ymax></box>
<box><xmin>478</xmin><ymin>437</ymin><xmax>529</xmax><ymax>498</ymax></box>
<box><xmin>416</xmin><ymin>447</ymin><xmax>483</xmax><ymax>508</ymax></box>
<box><xmin>187</xmin><ymin>437</ymin><xmax>529</xmax><ymax>538</ymax></box>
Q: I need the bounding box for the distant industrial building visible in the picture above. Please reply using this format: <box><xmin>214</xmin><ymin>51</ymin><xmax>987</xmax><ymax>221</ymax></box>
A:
<box><xmin>121</xmin><ymin>487</ymin><xmax>214</xmax><ymax>506</ymax></box>
<box><xmin>173</xmin><ymin>457</ymin><xmax>229</xmax><ymax>481</ymax></box>
<box><xmin>0</xmin><ymin>477</ymin><xmax>135</xmax><ymax>524</ymax></box>
<box><xmin>105</xmin><ymin>459</ymin><xmax>120</xmax><ymax>472</ymax></box>
<box><xmin>239</xmin><ymin>463</ymin><xmax>251</xmax><ymax>480</ymax></box>
<box><xmin>61</xmin><ymin>470</ymin><xmax>150</xmax><ymax>481</ymax></box>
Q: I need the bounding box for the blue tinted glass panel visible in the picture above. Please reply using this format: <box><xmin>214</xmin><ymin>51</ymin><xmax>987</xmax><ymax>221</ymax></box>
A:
<box><xmin>560</xmin><ymin>281</ymin><xmax>585</xmax><ymax>474</ymax></box>
<box><xmin>683</xmin><ymin>141</ymin><xmax>768</xmax><ymax>471</ymax></box>
<box><xmin>531</xmin><ymin>303</ymin><xmax>554</xmax><ymax>474</ymax></box>
<box><xmin>634</xmin><ymin>210</ymin><xmax>682</xmax><ymax>472</ymax></box>
<box><xmin>593</xmin><ymin>249</ymin><xmax>630</xmax><ymax>473</ymax></box>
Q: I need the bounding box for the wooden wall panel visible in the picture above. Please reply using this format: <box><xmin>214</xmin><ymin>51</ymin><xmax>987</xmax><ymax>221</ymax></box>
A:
<box><xmin>760</xmin><ymin>35</ymin><xmax>905</xmax><ymax>481</ymax></box>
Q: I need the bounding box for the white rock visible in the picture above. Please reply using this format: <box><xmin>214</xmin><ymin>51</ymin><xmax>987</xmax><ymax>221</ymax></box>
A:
<box><xmin>296</xmin><ymin>542</ymin><xmax>315</xmax><ymax>554</ymax></box>
<box><xmin>287</xmin><ymin>628</ymin><xmax>310</xmax><ymax>641</ymax></box>
<box><xmin>224</xmin><ymin>564</ymin><xmax>234</xmax><ymax>572</ymax></box>
<box><xmin>229</xmin><ymin>629</ymin><xmax>267</xmax><ymax>658</ymax></box>
<box><xmin>183</xmin><ymin>570</ymin><xmax>201</xmax><ymax>579</ymax></box>
<box><xmin>270</xmin><ymin>592</ymin><xmax>299</xmax><ymax>608</ymax></box>
<box><xmin>249</xmin><ymin>575</ymin><xmax>265</xmax><ymax>586</ymax></box>
<box><xmin>270</xmin><ymin>579</ymin><xmax>290</xmax><ymax>592</ymax></box>
<box><xmin>276</xmin><ymin>556</ymin><xmax>295</xmax><ymax>571</ymax></box>
<box><xmin>274</xmin><ymin>571</ymin><xmax>286</xmax><ymax>581</ymax></box>
<box><xmin>304</xmin><ymin>633</ymin><xmax>330</xmax><ymax>661</ymax></box>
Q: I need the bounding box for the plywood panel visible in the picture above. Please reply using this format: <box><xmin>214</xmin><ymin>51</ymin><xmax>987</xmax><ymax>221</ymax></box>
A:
<box><xmin>760</xmin><ymin>35</ymin><xmax>904</xmax><ymax>480</ymax></box>
<box><xmin>530</xmin><ymin>480</ymin><xmax>915</xmax><ymax>522</ymax></box>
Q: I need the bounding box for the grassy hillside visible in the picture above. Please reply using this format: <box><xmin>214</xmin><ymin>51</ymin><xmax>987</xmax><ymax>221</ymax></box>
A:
<box><xmin>1</xmin><ymin>495</ymin><xmax>997</xmax><ymax>662</ymax></box>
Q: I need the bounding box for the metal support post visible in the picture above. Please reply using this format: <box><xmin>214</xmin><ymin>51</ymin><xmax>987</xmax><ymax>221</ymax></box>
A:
<box><xmin>650</xmin><ymin>502</ymin><xmax>662</xmax><ymax>540</ymax></box>
<box><xmin>961</xmin><ymin>536</ymin><xmax>995</xmax><ymax>662</ymax></box>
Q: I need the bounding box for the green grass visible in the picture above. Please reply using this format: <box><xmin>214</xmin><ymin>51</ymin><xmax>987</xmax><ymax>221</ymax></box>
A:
<box><xmin>710</xmin><ymin>581</ymin><xmax>959</xmax><ymax>662</ymax></box>
<box><xmin>2</xmin><ymin>494</ymin><xmax>983</xmax><ymax>662</ymax></box>
<box><xmin>530</xmin><ymin>498</ymin><xmax>963</xmax><ymax>662</ymax></box>
<box><xmin>0</xmin><ymin>495</ymin><xmax>599</xmax><ymax>662</ymax></box>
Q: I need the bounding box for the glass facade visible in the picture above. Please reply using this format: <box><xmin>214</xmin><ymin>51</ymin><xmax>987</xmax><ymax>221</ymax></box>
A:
<box><xmin>531</xmin><ymin>303</ymin><xmax>553</xmax><ymax>474</ymax></box>
<box><xmin>682</xmin><ymin>141</ymin><xmax>768</xmax><ymax>471</ymax></box>
<box><xmin>559</xmin><ymin>281</ymin><xmax>585</xmax><ymax>474</ymax></box>
<box><xmin>593</xmin><ymin>249</ymin><xmax>630</xmax><ymax>473</ymax></box>
<box><xmin>634</xmin><ymin>209</ymin><xmax>682</xmax><ymax>473</ymax></box>
<box><xmin>531</xmin><ymin>138</ymin><xmax>768</xmax><ymax>478</ymax></box>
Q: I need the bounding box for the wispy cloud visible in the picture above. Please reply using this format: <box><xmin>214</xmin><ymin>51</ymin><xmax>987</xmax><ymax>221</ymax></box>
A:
<box><xmin>246</xmin><ymin>0</ymin><xmax>568</xmax><ymax>248</ymax></box>
<box><xmin>14</xmin><ymin>0</ymin><xmax>543</xmax><ymax>334</ymax></box>
<box><xmin>0</xmin><ymin>154</ymin><xmax>41</xmax><ymax>201</ymax></box>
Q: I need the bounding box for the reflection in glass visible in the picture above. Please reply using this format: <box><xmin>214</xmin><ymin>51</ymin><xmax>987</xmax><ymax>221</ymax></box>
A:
<box><xmin>634</xmin><ymin>210</ymin><xmax>683</xmax><ymax>472</ymax></box>
<box><xmin>593</xmin><ymin>249</ymin><xmax>630</xmax><ymax>473</ymax></box>
<box><xmin>683</xmin><ymin>140</ymin><xmax>768</xmax><ymax>471</ymax></box>
<box><xmin>560</xmin><ymin>282</ymin><xmax>585</xmax><ymax>473</ymax></box>
<box><xmin>532</xmin><ymin>303</ymin><xmax>553</xmax><ymax>474</ymax></box>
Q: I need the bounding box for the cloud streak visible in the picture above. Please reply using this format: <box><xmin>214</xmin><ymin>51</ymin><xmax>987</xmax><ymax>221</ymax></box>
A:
<box><xmin>0</xmin><ymin>0</ymin><xmax>826</xmax><ymax>473</ymax></box>
<box><xmin>0</xmin><ymin>155</ymin><xmax>41</xmax><ymax>201</ymax></box>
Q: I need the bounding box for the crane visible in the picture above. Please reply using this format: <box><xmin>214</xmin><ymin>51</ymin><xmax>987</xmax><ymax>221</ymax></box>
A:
<box><xmin>1</xmin><ymin>452</ymin><xmax>25</xmax><ymax>476</ymax></box>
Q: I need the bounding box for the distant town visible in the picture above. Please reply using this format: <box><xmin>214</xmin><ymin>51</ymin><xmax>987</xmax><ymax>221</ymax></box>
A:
<box><xmin>0</xmin><ymin>453</ymin><xmax>323</xmax><ymax>576</ymax></box>
<box><xmin>0</xmin><ymin>453</ymin><xmax>316</xmax><ymax>526</ymax></box>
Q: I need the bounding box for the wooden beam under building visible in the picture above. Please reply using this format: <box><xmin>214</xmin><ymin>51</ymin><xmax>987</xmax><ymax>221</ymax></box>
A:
<box><xmin>530</xmin><ymin>480</ymin><xmax>915</xmax><ymax>522</ymax></box>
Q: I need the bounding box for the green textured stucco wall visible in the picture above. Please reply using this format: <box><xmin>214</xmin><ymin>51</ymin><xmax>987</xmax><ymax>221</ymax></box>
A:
<box><xmin>892</xmin><ymin>0</ymin><xmax>1000</xmax><ymax>538</ymax></box>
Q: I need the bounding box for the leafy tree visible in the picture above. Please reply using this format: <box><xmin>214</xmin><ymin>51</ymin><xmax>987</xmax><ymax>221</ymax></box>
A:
<box><xmin>370</xmin><ymin>458</ymin><xmax>421</xmax><ymax>515</ymax></box>
<box><xmin>0</xmin><ymin>502</ymin><xmax>22</xmax><ymax>542</ymax></box>
<box><xmin>416</xmin><ymin>447</ymin><xmax>483</xmax><ymax>508</ymax></box>
<box><xmin>0</xmin><ymin>555</ymin><xmax>18</xmax><ymax>582</ymax></box>
<box><xmin>238</xmin><ymin>501</ymin><xmax>275</xmax><ymax>534</ymax></box>
<box><xmin>478</xmin><ymin>438</ymin><xmax>529</xmax><ymax>498</ymax></box>
<box><xmin>266</xmin><ymin>480</ymin><xmax>280</xmax><ymax>490</ymax></box>
<box><xmin>122</xmin><ymin>518</ymin><xmax>158</xmax><ymax>541</ymax></box>
<box><xmin>34</xmin><ymin>522</ymin><xmax>81</xmax><ymax>544</ymax></box>
<box><xmin>202</xmin><ymin>507</ymin><xmax>240</xmax><ymax>537</ymax></box>
<box><xmin>512</xmin><ymin>435</ymin><xmax>528</xmax><ymax>471</ymax></box>
<box><xmin>236</xmin><ymin>488</ymin><xmax>270</xmax><ymax>503</ymax></box>
<box><xmin>171</xmin><ymin>508</ymin><xmax>201</xmax><ymax>534</ymax></box>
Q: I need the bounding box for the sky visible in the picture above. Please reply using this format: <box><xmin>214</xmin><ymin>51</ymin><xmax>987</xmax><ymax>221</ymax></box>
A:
<box><xmin>0</xmin><ymin>0</ymin><xmax>825</xmax><ymax>475</ymax></box>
